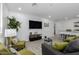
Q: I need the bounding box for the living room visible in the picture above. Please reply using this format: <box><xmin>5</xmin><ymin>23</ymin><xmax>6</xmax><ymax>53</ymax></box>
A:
<box><xmin>1</xmin><ymin>3</ymin><xmax>79</xmax><ymax>55</ymax></box>
<box><xmin>2</xmin><ymin>3</ymin><xmax>54</xmax><ymax>55</ymax></box>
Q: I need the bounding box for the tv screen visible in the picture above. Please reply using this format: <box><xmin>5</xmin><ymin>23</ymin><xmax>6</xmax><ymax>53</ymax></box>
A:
<box><xmin>29</xmin><ymin>20</ymin><xmax>42</xmax><ymax>29</ymax></box>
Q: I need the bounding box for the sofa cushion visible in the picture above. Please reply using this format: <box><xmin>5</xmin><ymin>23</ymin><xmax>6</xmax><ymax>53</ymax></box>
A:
<box><xmin>0</xmin><ymin>48</ymin><xmax>12</xmax><ymax>55</ymax></box>
<box><xmin>0</xmin><ymin>43</ymin><xmax>5</xmax><ymax>50</ymax></box>
<box><xmin>52</xmin><ymin>42</ymin><xmax>69</xmax><ymax>51</ymax></box>
<box><xmin>75</xmin><ymin>36</ymin><xmax>79</xmax><ymax>39</ymax></box>
<box><xmin>0</xmin><ymin>43</ymin><xmax>12</xmax><ymax>55</ymax></box>
<box><xmin>64</xmin><ymin>36</ymin><xmax>76</xmax><ymax>42</ymax></box>
<box><xmin>64</xmin><ymin>39</ymin><xmax>79</xmax><ymax>53</ymax></box>
<box><xmin>18</xmin><ymin>49</ymin><xmax>34</xmax><ymax>55</ymax></box>
<box><xmin>16</xmin><ymin>41</ymin><xmax>25</xmax><ymax>45</ymax></box>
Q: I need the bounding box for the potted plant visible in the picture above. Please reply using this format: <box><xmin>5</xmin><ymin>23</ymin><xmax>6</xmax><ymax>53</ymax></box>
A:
<box><xmin>7</xmin><ymin>16</ymin><xmax>21</xmax><ymax>31</ymax></box>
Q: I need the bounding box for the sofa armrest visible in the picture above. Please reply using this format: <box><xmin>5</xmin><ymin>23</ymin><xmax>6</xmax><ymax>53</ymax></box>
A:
<box><xmin>42</xmin><ymin>43</ymin><xmax>63</xmax><ymax>55</ymax></box>
<box><xmin>16</xmin><ymin>41</ymin><xmax>25</xmax><ymax>45</ymax></box>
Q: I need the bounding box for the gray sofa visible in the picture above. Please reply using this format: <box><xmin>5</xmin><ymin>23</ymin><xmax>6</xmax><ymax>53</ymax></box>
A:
<box><xmin>42</xmin><ymin>43</ymin><xmax>79</xmax><ymax>55</ymax></box>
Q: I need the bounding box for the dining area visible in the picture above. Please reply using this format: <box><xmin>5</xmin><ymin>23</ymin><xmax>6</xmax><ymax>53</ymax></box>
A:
<box><xmin>58</xmin><ymin>31</ymin><xmax>79</xmax><ymax>40</ymax></box>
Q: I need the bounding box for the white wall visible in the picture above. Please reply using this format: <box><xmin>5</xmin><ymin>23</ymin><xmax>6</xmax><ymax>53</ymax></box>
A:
<box><xmin>0</xmin><ymin>4</ymin><xmax>4</xmax><ymax>43</ymax></box>
<box><xmin>6</xmin><ymin>11</ymin><xmax>54</xmax><ymax>41</ymax></box>
<box><xmin>42</xmin><ymin>18</ymin><xmax>54</xmax><ymax>38</ymax></box>
<box><xmin>3</xmin><ymin>4</ymin><xmax>54</xmax><ymax>41</ymax></box>
<box><xmin>0</xmin><ymin>4</ymin><xmax>10</xmax><ymax>44</ymax></box>
<box><xmin>8</xmin><ymin>11</ymin><xmax>29</xmax><ymax>41</ymax></box>
<box><xmin>56</xmin><ymin>20</ymin><xmax>70</xmax><ymax>34</ymax></box>
<box><xmin>0</xmin><ymin>4</ymin><xmax>1</xmax><ymax>32</ymax></box>
<box><xmin>56</xmin><ymin>18</ymin><xmax>79</xmax><ymax>34</ymax></box>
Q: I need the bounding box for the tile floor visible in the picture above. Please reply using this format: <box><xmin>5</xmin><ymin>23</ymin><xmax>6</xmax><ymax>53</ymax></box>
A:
<box><xmin>26</xmin><ymin>40</ymin><xmax>44</xmax><ymax>55</ymax></box>
<box><xmin>25</xmin><ymin>36</ymin><xmax>62</xmax><ymax>55</ymax></box>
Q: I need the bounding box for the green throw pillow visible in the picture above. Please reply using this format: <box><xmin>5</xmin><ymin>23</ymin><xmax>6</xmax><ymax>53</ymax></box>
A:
<box><xmin>75</xmin><ymin>36</ymin><xmax>79</xmax><ymax>39</ymax></box>
<box><xmin>0</xmin><ymin>48</ymin><xmax>12</xmax><ymax>55</ymax></box>
<box><xmin>52</xmin><ymin>42</ymin><xmax>69</xmax><ymax>51</ymax></box>
<box><xmin>64</xmin><ymin>36</ymin><xmax>76</xmax><ymax>42</ymax></box>
<box><xmin>18</xmin><ymin>49</ymin><xmax>34</xmax><ymax>55</ymax></box>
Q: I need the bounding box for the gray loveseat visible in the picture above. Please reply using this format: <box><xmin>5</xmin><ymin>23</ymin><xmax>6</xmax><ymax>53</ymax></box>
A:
<box><xmin>42</xmin><ymin>43</ymin><xmax>79</xmax><ymax>55</ymax></box>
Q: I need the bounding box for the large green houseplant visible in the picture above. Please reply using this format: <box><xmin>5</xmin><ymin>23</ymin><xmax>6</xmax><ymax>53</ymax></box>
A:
<box><xmin>7</xmin><ymin>16</ymin><xmax>21</xmax><ymax>31</ymax></box>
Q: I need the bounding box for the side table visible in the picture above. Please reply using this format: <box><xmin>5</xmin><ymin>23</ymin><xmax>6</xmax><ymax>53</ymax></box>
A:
<box><xmin>44</xmin><ymin>39</ymin><xmax>52</xmax><ymax>46</ymax></box>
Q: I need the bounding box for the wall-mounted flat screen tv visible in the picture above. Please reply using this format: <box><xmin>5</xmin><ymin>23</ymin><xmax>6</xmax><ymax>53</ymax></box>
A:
<box><xmin>29</xmin><ymin>20</ymin><xmax>42</xmax><ymax>29</ymax></box>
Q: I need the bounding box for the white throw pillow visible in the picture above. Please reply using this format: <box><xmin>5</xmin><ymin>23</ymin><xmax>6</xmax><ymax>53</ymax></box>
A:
<box><xmin>12</xmin><ymin>38</ymin><xmax>17</xmax><ymax>44</ymax></box>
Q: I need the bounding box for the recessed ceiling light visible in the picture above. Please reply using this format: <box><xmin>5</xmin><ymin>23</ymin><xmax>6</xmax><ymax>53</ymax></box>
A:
<box><xmin>18</xmin><ymin>7</ymin><xmax>22</xmax><ymax>11</ymax></box>
<box><xmin>49</xmin><ymin>16</ymin><xmax>51</xmax><ymax>18</ymax></box>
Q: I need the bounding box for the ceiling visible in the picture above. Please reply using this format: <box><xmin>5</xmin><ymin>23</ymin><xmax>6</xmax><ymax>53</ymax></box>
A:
<box><xmin>4</xmin><ymin>3</ymin><xmax>79</xmax><ymax>21</ymax></box>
